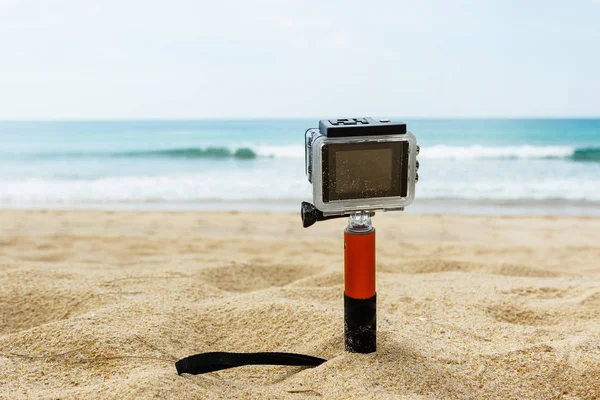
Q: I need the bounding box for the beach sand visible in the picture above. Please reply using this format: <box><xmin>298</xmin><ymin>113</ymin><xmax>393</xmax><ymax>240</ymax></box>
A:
<box><xmin>1</xmin><ymin>210</ymin><xmax>599</xmax><ymax>399</ymax></box>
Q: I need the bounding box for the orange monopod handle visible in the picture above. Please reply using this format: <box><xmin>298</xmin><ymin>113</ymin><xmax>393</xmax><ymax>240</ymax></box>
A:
<box><xmin>344</xmin><ymin>227</ymin><xmax>376</xmax><ymax>353</ymax></box>
<box><xmin>344</xmin><ymin>230</ymin><xmax>376</xmax><ymax>299</ymax></box>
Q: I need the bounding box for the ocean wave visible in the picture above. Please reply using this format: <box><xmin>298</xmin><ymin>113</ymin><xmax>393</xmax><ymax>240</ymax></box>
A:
<box><xmin>118</xmin><ymin>145</ymin><xmax>306</xmax><ymax>160</ymax></box>
<box><xmin>0</xmin><ymin>145</ymin><xmax>306</xmax><ymax>160</ymax></box>
<box><xmin>117</xmin><ymin>147</ymin><xmax>260</xmax><ymax>159</ymax></box>
<box><xmin>2</xmin><ymin>173</ymin><xmax>600</xmax><ymax>205</ymax></box>
<box><xmin>121</xmin><ymin>145</ymin><xmax>600</xmax><ymax>162</ymax></box>
<box><xmin>0</xmin><ymin>174</ymin><xmax>311</xmax><ymax>204</ymax></box>
<box><xmin>420</xmin><ymin>145</ymin><xmax>600</xmax><ymax>161</ymax></box>
<box><xmin>254</xmin><ymin>145</ymin><xmax>305</xmax><ymax>159</ymax></box>
<box><xmin>3</xmin><ymin>145</ymin><xmax>600</xmax><ymax>162</ymax></box>
<box><xmin>571</xmin><ymin>147</ymin><xmax>600</xmax><ymax>162</ymax></box>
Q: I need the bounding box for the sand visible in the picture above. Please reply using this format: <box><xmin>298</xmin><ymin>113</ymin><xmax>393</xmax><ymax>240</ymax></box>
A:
<box><xmin>1</xmin><ymin>210</ymin><xmax>599</xmax><ymax>399</ymax></box>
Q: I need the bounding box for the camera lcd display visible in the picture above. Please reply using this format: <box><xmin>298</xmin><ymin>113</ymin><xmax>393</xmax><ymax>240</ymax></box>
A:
<box><xmin>322</xmin><ymin>141</ymin><xmax>409</xmax><ymax>202</ymax></box>
<box><xmin>335</xmin><ymin>149</ymin><xmax>393</xmax><ymax>194</ymax></box>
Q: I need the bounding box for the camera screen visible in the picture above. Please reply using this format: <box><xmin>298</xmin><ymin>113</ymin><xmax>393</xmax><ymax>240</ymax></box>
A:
<box><xmin>322</xmin><ymin>141</ymin><xmax>409</xmax><ymax>202</ymax></box>
<box><xmin>335</xmin><ymin>149</ymin><xmax>393</xmax><ymax>194</ymax></box>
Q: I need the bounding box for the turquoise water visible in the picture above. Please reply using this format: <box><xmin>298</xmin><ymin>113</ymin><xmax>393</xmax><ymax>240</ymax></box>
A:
<box><xmin>1</xmin><ymin>119</ymin><xmax>600</xmax><ymax>213</ymax></box>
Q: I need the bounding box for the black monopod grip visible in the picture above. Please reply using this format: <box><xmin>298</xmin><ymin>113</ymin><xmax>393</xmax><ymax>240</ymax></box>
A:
<box><xmin>344</xmin><ymin>294</ymin><xmax>376</xmax><ymax>353</ymax></box>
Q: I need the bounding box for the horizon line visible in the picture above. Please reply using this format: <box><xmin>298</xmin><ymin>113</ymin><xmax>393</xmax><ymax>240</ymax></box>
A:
<box><xmin>1</xmin><ymin>115</ymin><xmax>600</xmax><ymax>123</ymax></box>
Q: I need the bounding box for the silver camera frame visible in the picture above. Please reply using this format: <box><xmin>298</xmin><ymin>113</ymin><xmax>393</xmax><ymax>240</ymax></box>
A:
<box><xmin>305</xmin><ymin>128</ymin><xmax>418</xmax><ymax>216</ymax></box>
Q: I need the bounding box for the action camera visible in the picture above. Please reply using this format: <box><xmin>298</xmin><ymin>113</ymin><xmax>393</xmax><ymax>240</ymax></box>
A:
<box><xmin>304</xmin><ymin>117</ymin><xmax>419</xmax><ymax>222</ymax></box>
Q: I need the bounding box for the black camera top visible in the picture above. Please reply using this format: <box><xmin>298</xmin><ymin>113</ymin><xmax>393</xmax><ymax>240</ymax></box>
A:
<box><xmin>319</xmin><ymin>117</ymin><xmax>407</xmax><ymax>138</ymax></box>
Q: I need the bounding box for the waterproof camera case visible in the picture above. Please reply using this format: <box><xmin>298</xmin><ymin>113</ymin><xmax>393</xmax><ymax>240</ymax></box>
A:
<box><xmin>305</xmin><ymin>117</ymin><xmax>419</xmax><ymax>216</ymax></box>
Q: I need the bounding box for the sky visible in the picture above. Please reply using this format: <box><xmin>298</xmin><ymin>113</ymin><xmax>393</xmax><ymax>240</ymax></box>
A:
<box><xmin>0</xmin><ymin>0</ymin><xmax>599</xmax><ymax>119</ymax></box>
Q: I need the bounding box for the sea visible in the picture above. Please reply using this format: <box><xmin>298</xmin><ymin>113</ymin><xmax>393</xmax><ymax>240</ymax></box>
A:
<box><xmin>1</xmin><ymin>119</ymin><xmax>600</xmax><ymax>215</ymax></box>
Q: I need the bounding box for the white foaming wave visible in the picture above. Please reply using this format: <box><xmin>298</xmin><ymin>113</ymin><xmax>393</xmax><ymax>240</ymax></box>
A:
<box><xmin>0</xmin><ymin>174</ymin><xmax>311</xmax><ymax>204</ymax></box>
<box><xmin>2</xmin><ymin>173</ymin><xmax>600</xmax><ymax>205</ymax></box>
<box><xmin>415</xmin><ymin>178</ymin><xmax>600</xmax><ymax>201</ymax></box>
<box><xmin>422</xmin><ymin>145</ymin><xmax>575</xmax><ymax>160</ymax></box>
